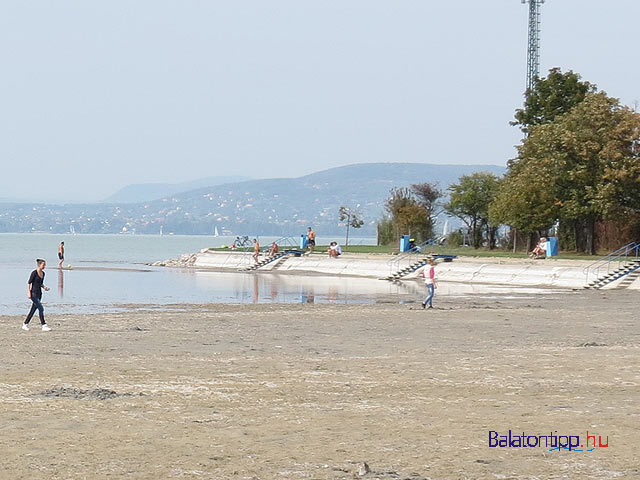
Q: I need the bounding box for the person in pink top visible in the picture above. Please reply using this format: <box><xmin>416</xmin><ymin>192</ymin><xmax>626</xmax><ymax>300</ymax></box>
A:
<box><xmin>421</xmin><ymin>258</ymin><xmax>437</xmax><ymax>309</ymax></box>
<box><xmin>252</xmin><ymin>239</ymin><xmax>260</xmax><ymax>263</ymax></box>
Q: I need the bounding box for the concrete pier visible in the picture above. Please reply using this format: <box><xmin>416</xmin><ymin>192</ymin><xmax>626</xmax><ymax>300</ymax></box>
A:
<box><xmin>152</xmin><ymin>250</ymin><xmax>640</xmax><ymax>290</ymax></box>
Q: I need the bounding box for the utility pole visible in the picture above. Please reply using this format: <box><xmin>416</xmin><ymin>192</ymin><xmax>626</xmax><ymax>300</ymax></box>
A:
<box><xmin>523</xmin><ymin>0</ymin><xmax>545</xmax><ymax>92</ymax></box>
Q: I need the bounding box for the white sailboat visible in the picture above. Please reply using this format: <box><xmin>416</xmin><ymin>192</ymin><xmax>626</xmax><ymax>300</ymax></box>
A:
<box><xmin>214</xmin><ymin>226</ymin><xmax>219</xmax><ymax>237</ymax></box>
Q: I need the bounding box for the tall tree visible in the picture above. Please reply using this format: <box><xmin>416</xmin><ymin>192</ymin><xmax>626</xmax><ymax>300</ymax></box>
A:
<box><xmin>382</xmin><ymin>187</ymin><xmax>433</xmax><ymax>244</ymax></box>
<box><xmin>445</xmin><ymin>173</ymin><xmax>501</xmax><ymax>249</ymax></box>
<box><xmin>513</xmin><ymin>68</ymin><xmax>596</xmax><ymax>135</ymax></box>
<box><xmin>411</xmin><ymin>182</ymin><xmax>443</xmax><ymax>228</ymax></box>
<box><xmin>495</xmin><ymin>92</ymin><xmax>640</xmax><ymax>254</ymax></box>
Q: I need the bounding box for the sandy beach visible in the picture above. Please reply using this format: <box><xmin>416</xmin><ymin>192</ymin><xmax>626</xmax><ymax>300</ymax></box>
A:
<box><xmin>1</xmin><ymin>289</ymin><xmax>638</xmax><ymax>479</ymax></box>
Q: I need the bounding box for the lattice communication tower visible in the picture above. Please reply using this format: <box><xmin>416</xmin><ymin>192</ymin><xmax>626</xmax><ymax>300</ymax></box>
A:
<box><xmin>523</xmin><ymin>0</ymin><xmax>545</xmax><ymax>92</ymax></box>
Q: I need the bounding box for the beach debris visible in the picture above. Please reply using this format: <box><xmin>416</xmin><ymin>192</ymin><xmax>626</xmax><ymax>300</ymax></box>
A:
<box><xmin>331</xmin><ymin>466</ymin><xmax>350</xmax><ymax>473</ymax></box>
<box><xmin>36</xmin><ymin>387</ymin><xmax>139</xmax><ymax>400</ymax></box>
<box><xmin>357</xmin><ymin>462</ymin><xmax>371</xmax><ymax>476</ymax></box>
<box><xmin>578</xmin><ymin>342</ymin><xmax>607</xmax><ymax>347</ymax></box>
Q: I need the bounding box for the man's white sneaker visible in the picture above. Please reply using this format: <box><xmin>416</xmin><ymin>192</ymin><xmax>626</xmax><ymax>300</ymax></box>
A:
<box><xmin>42</xmin><ymin>324</ymin><xmax>52</xmax><ymax>332</ymax></box>
<box><xmin>21</xmin><ymin>324</ymin><xmax>29</xmax><ymax>331</ymax></box>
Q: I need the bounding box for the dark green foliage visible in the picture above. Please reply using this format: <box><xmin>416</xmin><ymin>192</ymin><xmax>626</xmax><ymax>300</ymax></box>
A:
<box><xmin>377</xmin><ymin>217</ymin><xmax>394</xmax><ymax>246</ymax></box>
<box><xmin>513</xmin><ymin>68</ymin><xmax>596</xmax><ymax>134</ymax></box>
<box><xmin>383</xmin><ymin>187</ymin><xmax>433</xmax><ymax>244</ymax></box>
<box><xmin>377</xmin><ymin>184</ymin><xmax>443</xmax><ymax>245</ymax></box>
<box><xmin>446</xmin><ymin>231</ymin><xmax>463</xmax><ymax>248</ymax></box>
<box><xmin>496</xmin><ymin>90</ymin><xmax>640</xmax><ymax>254</ymax></box>
<box><xmin>445</xmin><ymin>173</ymin><xmax>501</xmax><ymax>249</ymax></box>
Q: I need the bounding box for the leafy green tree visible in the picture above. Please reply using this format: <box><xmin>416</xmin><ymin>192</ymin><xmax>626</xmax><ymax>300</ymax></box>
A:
<box><xmin>513</xmin><ymin>68</ymin><xmax>596</xmax><ymax>135</ymax></box>
<box><xmin>411</xmin><ymin>182</ymin><xmax>443</xmax><ymax>226</ymax></box>
<box><xmin>376</xmin><ymin>216</ymin><xmax>394</xmax><ymax>246</ymax></box>
<box><xmin>381</xmin><ymin>187</ymin><xmax>433</xmax><ymax>244</ymax></box>
<box><xmin>496</xmin><ymin>92</ymin><xmax>640</xmax><ymax>254</ymax></box>
<box><xmin>445</xmin><ymin>173</ymin><xmax>501</xmax><ymax>249</ymax></box>
<box><xmin>489</xmin><ymin>150</ymin><xmax>561</xmax><ymax>251</ymax></box>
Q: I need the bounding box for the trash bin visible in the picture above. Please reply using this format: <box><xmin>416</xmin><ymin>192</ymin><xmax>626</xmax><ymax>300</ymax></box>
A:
<box><xmin>546</xmin><ymin>237</ymin><xmax>558</xmax><ymax>257</ymax></box>
<box><xmin>400</xmin><ymin>235</ymin><xmax>410</xmax><ymax>253</ymax></box>
<box><xmin>300</xmin><ymin>234</ymin><xmax>308</xmax><ymax>249</ymax></box>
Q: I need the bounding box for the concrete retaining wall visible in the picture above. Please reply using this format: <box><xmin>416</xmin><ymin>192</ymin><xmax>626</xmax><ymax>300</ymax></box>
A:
<box><xmin>186</xmin><ymin>250</ymin><xmax>610</xmax><ymax>289</ymax></box>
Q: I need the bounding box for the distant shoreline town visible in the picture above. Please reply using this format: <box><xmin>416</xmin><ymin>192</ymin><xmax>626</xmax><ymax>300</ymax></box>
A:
<box><xmin>0</xmin><ymin>163</ymin><xmax>502</xmax><ymax>236</ymax></box>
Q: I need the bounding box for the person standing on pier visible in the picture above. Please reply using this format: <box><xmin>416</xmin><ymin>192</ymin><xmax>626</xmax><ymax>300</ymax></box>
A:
<box><xmin>307</xmin><ymin>227</ymin><xmax>316</xmax><ymax>254</ymax></box>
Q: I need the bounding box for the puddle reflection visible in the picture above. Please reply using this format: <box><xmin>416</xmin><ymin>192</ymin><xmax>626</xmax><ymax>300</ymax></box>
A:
<box><xmin>1</xmin><ymin>265</ymin><xmax>565</xmax><ymax>316</ymax></box>
<box><xmin>192</xmin><ymin>271</ymin><xmax>406</xmax><ymax>304</ymax></box>
<box><xmin>58</xmin><ymin>268</ymin><xmax>64</xmax><ymax>299</ymax></box>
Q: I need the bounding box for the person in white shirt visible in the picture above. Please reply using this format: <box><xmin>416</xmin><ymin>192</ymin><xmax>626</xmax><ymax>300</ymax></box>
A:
<box><xmin>530</xmin><ymin>237</ymin><xmax>547</xmax><ymax>259</ymax></box>
<box><xmin>328</xmin><ymin>242</ymin><xmax>342</xmax><ymax>258</ymax></box>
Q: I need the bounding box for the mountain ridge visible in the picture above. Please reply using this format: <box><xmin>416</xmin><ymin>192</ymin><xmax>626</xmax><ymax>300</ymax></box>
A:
<box><xmin>103</xmin><ymin>175</ymin><xmax>252</xmax><ymax>203</ymax></box>
<box><xmin>0</xmin><ymin>163</ymin><xmax>505</xmax><ymax>235</ymax></box>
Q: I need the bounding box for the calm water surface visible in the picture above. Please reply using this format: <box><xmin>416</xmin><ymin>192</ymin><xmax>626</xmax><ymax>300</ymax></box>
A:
<box><xmin>1</xmin><ymin>233</ymin><xmax>386</xmax><ymax>314</ymax></box>
<box><xmin>1</xmin><ymin>234</ymin><xmax>557</xmax><ymax>315</ymax></box>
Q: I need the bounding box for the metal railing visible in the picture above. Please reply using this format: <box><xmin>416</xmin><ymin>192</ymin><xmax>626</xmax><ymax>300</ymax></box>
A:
<box><xmin>583</xmin><ymin>241</ymin><xmax>640</xmax><ymax>285</ymax></box>
<box><xmin>272</xmin><ymin>236</ymin><xmax>299</xmax><ymax>249</ymax></box>
<box><xmin>237</xmin><ymin>236</ymin><xmax>302</xmax><ymax>271</ymax></box>
<box><xmin>232</xmin><ymin>235</ymin><xmax>298</xmax><ymax>254</ymax></box>
<box><xmin>387</xmin><ymin>237</ymin><xmax>441</xmax><ymax>274</ymax></box>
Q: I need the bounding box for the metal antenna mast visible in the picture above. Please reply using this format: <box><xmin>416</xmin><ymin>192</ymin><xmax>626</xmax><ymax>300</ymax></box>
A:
<box><xmin>523</xmin><ymin>0</ymin><xmax>545</xmax><ymax>92</ymax></box>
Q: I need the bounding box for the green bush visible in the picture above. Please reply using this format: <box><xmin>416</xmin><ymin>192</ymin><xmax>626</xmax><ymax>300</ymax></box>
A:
<box><xmin>377</xmin><ymin>217</ymin><xmax>394</xmax><ymax>246</ymax></box>
<box><xmin>446</xmin><ymin>231</ymin><xmax>463</xmax><ymax>247</ymax></box>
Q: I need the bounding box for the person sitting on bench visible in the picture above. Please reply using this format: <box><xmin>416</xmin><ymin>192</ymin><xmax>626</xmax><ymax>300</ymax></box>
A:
<box><xmin>328</xmin><ymin>242</ymin><xmax>342</xmax><ymax>258</ymax></box>
<box><xmin>530</xmin><ymin>237</ymin><xmax>547</xmax><ymax>259</ymax></box>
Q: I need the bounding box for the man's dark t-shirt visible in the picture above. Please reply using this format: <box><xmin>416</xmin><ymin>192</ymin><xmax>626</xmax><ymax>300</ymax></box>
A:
<box><xmin>28</xmin><ymin>270</ymin><xmax>45</xmax><ymax>299</ymax></box>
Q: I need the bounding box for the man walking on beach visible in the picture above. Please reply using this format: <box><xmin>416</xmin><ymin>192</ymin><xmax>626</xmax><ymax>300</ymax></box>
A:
<box><xmin>58</xmin><ymin>241</ymin><xmax>65</xmax><ymax>269</ymax></box>
<box><xmin>307</xmin><ymin>227</ymin><xmax>316</xmax><ymax>254</ymax></box>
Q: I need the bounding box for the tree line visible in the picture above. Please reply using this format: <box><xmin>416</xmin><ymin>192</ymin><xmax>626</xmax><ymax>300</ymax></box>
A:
<box><xmin>377</xmin><ymin>68</ymin><xmax>640</xmax><ymax>254</ymax></box>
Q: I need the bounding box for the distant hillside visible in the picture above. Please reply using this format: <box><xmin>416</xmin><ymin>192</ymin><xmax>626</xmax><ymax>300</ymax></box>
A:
<box><xmin>0</xmin><ymin>163</ymin><xmax>504</xmax><ymax>235</ymax></box>
<box><xmin>103</xmin><ymin>176</ymin><xmax>251</xmax><ymax>203</ymax></box>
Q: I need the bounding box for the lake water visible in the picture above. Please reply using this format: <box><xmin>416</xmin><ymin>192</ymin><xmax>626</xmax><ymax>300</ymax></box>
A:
<box><xmin>0</xmin><ymin>233</ymin><xmax>388</xmax><ymax>315</ymax></box>
<box><xmin>1</xmin><ymin>234</ymin><xmax>557</xmax><ymax>316</ymax></box>
<box><xmin>0</xmin><ymin>233</ymin><xmax>376</xmax><ymax>267</ymax></box>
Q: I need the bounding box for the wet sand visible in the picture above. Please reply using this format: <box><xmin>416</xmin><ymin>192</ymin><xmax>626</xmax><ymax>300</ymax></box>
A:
<box><xmin>1</xmin><ymin>290</ymin><xmax>638</xmax><ymax>479</ymax></box>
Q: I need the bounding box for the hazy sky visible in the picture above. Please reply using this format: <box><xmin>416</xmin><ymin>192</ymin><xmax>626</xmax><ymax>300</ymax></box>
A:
<box><xmin>2</xmin><ymin>1</ymin><xmax>639</xmax><ymax>202</ymax></box>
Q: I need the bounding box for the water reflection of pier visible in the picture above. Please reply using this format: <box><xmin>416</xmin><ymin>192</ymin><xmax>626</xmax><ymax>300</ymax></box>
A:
<box><xmin>193</xmin><ymin>270</ymin><xmax>561</xmax><ymax>305</ymax></box>
<box><xmin>194</xmin><ymin>272</ymin><xmax>415</xmax><ymax>304</ymax></box>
